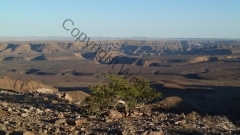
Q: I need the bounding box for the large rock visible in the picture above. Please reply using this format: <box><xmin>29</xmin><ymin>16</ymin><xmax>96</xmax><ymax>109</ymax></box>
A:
<box><xmin>0</xmin><ymin>76</ymin><xmax>57</xmax><ymax>92</ymax></box>
<box><xmin>58</xmin><ymin>91</ymin><xmax>89</xmax><ymax>103</ymax></box>
<box><xmin>151</xmin><ymin>96</ymin><xmax>200</xmax><ymax>114</ymax></box>
<box><xmin>107</xmin><ymin>110</ymin><xmax>123</xmax><ymax>119</ymax></box>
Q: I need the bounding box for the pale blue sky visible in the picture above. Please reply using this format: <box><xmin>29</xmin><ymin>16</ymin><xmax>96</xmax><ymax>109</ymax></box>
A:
<box><xmin>1</xmin><ymin>0</ymin><xmax>240</xmax><ymax>38</ymax></box>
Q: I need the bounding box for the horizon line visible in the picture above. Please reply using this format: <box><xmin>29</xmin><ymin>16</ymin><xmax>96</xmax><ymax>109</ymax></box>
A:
<box><xmin>0</xmin><ymin>36</ymin><xmax>239</xmax><ymax>39</ymax></box>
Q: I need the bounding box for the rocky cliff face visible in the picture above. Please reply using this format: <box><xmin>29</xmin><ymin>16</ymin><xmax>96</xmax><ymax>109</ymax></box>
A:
<box><xmin>0</xmin><ymin>40</ymin><xmax>240</xmax><ymax>63</ymax></box>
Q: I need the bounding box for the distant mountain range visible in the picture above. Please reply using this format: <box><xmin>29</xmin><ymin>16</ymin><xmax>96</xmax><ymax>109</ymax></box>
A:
<box><xmin>0</xmin><ymin>36</ymin><xmax>239</xmax><ymax>42</ymax></box>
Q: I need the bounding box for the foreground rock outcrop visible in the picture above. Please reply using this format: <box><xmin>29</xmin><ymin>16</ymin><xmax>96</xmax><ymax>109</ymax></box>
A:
<box><xmin>0</xmin><ymin>89</ymin><xmax>239</xmax><ymax>135</ymax></box>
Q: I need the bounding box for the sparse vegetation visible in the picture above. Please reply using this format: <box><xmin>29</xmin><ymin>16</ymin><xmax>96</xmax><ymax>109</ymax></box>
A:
<box><xmin>82</xmin><ymin>74</ymin><xmax>161</xmax><ymax>115</ymax></box>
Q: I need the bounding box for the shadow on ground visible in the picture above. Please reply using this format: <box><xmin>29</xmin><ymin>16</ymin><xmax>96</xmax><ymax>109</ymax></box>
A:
<box><xmin>151</xmin><ymin>83</ymin><xmax>240</xmax><ymax>124</ymax></box>
<box><xmin>56</xmin><ymin>87</ymin><xmax>91</xmax><ymax>94</ymax></box>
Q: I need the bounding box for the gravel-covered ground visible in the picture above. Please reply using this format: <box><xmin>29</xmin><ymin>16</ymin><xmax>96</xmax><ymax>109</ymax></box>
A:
<box><xmin>0</xmin><ymin>89</ymin><xmax>240</xmax><ymax>135</ymax></box>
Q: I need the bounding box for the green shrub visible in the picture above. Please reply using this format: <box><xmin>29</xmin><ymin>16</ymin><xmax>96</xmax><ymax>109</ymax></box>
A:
<box><xmin>82</xmin><ymin>74</ymin><xmax>161</xmax><ymax>115</ymax></box>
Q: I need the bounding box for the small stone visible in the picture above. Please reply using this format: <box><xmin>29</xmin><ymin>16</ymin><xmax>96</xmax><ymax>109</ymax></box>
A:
<box><xmin>186</xmin><ymin>112</ymin><xmax>197</xmax><ymax>121</ymax></box>
<box><xmin>222</xmin><ymin>125</ymin><xmax>229</xmax><ymax>130</ymax></box>
<box><xmin>51</xmin><ymin>100</ymin><xmax>58</xmax><ymax>104</ymax></box>
<box><xmin>4</xmin><ymin>121</ymin><xmax>9</xmax><ymax>124</ymax></box>
<box><xmin>88</xmin><ymin>115</ymin><xmax>96</xmax><ymax>119</ymax></box>
<box><xmin>75</xmin><ymin>118</ymin><xmax>87</xmax><ymax>126</ymax></box>
<box><xmin>130</xmin><ymin>113</ymin><xmax>136</xmax><ymax>118</ymax></box>
<box><xmin>133</xmin><ymin>111</ymin><xmax>143</xmax><ymax>116</ymax></box>
<box><xmin>45</xmin><ymin>109</ymin><xmax>51</xmax><ymax>112</ymax></box>
<box><xmin>33</xmin><ymin>93</ymin><xmax>39</xmax><ymax>98</ymax></box>
<box><xmin>149</xmin><ymin>122</ymin><xmax>155</xmax><ymax>126</ymax></box>
<box><xmin>55</xmin><ymin>118</ymin><xmax>66</xmax><ymax>125</ymax></box>
<box><xmin>105</xmin><ymin>118</ymin><xmax>112</xmax><ymax>123</ymax></box>
<box><xmin>0</xmin><ymin>102</ymin><xmax>8</xmax><ymax>107</ymax></box>
<box><xmin>17</xmin><ymin>122</ymin><xmax>21</xmax><ymax>126</ymax></box>
<box><xmin>143</xmin><ymin>111</ymin><xmax>151</xmax><ymax>117</ymax></box>
<box><xmin>179</xmin><ymin>113</ymin><xmax>186</xmax><ymax>119</ymax></box>
<box><xmin>75</xmin><ymin>101</ymin><xmax>81</xmax><ymax>105</ymax></box>
<box><xmin>123</xmin><ymin>110</ymin><xmax>129</xmax><ymax>117</ymax></box>
<box><xmin>1</xmin><ymin>125</ymin><xmax>6</xmax><ymax>131</ymax></box>
<box><xmin>55</xmin><ymin>128</ymin><xmax>60</xmax><ymax>133</ymax></box>
<box><xmin>36</xmin><ymin>108</ymin><xmax>43</xmax><ymax>114</ymax></box>
<box><xmin>23</xmin><ymin>109</ymin><xmax>30</xmax><ymax>113</ymax></box>
<box><xmin>8</xmin><ymin>108</ymin><xmax>12</xmax><ymax>112</ymax></box>
<box><xmin>29</xmin><ymin>107</ymin><xmax>35</xmax><ymax>110</ymax></box>
<box><xmin>75</xmin><ymin>114</ymin><xmax>81</xmax><ymax>119</ymax></box>
<box><xmin>69</xmin><ymin>126</ymin><xmax>75</xmax><ymax>131</ymax></box>
<box><xmin>147</xmin><ymin>130</ymin><xmax>164</xmax><ymax>135</ymax></box>
<box><xmin>57</xmin><ymin>112</ymin><xmax>64</xmax><ymax>118</ymax></box>
<box><xmin>120</xmin><ymin>130</ymin><xmax>129</xmax><ymax>135</ymax></box>
<box><xmin>80</xmin><ymin>128</ymin><xmax>85</xmax><ymax>131</ymax></box>
<box><xmin>21</xmin><ymin>113</ymin><xmax>29</xmax><ymax>117</ymax></box>
<box><xmin>174</xmin><ymin>119</ymin><xmax>186</xmax><ymax>125</ymax></box>
<box><xmin>142</xmin><ymin>131</ymin><xmax>149</xmax><ymax>135</ymax></box>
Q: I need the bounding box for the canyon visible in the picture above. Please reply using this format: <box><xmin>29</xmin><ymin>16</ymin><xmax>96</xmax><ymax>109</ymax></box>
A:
<box><xmin>1</xmin><ymin>39</ymin><xmax>240</xmax><ymax>134</ymax></box>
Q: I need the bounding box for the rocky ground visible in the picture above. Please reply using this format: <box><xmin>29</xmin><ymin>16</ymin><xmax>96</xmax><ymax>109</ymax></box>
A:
<box><xmin>0</xmin><ymin>89</ymin><xmax>240</xmax><ymax>135</ymax></box>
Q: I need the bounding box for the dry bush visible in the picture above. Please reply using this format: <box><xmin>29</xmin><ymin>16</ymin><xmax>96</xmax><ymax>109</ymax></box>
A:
<box><xmin>82</xmin><ymin>74</ymin><xmax>161</xmax><ymax>115</ymax></box>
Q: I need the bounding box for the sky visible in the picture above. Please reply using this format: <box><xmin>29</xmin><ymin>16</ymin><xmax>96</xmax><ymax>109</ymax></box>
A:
<box><xmin>1</xmin><ymin>0</ymin><xmax>240</xmax><ymax>38</ymax></box>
